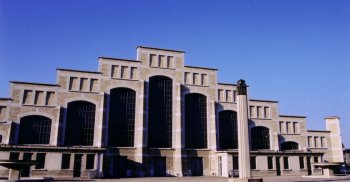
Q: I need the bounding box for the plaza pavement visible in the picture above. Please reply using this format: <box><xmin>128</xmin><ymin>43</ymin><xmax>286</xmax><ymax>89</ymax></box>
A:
<box><xmin>77</xmin><ymin>176</ymin><xmax>350</xmax><ymax>182</ymax></box>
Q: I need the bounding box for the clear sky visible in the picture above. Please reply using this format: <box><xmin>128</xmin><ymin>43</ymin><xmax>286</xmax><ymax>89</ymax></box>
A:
<box><xmin>0</xmin><ymin>0</ymin><xmax>349</xmax><ymax>147</ymax></box>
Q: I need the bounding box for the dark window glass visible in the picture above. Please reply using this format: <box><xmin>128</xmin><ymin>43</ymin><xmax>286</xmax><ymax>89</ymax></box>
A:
<box><xmin>250</xmin><ymin>156</ymin><xmax>256</xmax><ymax>169</ymax></box>
<box><xmin>61</xmin><ymin>154</ymin><xmax>71</xmax><ymax>169</ymax></box>
<box><xmin>219</xmin><ymin>110</ymin><xmax>238</xmax><ymax>149</ymax></box>
<box><xmin>35</xmin><ymin>153</ymin><xmax>46</xmax><ymax>169</ymax></box>
<box><xmin>86</xmin><ymin>154</ymin><xmax>95</xmax><ymax>170</ymax></box>
<box><xmin>65</xmin><ymin>101</ymin><xmax>96</xmax><ymax>146</ymax></box>
<box><xmin>148</xmin><ymin>76</ymin><xmax>173</xmax><ymax>148</ymax></box>
<box><xmin>18</xmin><ymin>115</ymin><xmax>51</xmax><ymax>144</ymax></box>
<box><xmin>23</xmin><ymin>153</ymin><xmax>33</xmax><ymax>161</ymax></box>
<box><xmin>9</xmin><ymin>152</ymin><xmax>19</xmax><ymax>160</ymax></box>
<box><xmin>185</xmin><ymin>93</ymin><xmax>207</xmax><ymax>149</ymax></box>
<box><xmin>299</xmin><ymin>157</ymin><xmax>305</xmax><ymax>169</ymax></box>
<box><xmin>283</xmin><ymin>157</ymin><xmax>289</xmax><ymax>169</ymax></box>
<box><xmin>268</xmin><ymin>157</ymin><xmax>273</xmax><ymax>169</ymax></box>
<box><xmin>314</xmin><ymin>156</ymin><xmax>318</xmax><ymax>163</ymax></box>
<box><xmin>0</xmin><ymin>135</ymin><xmax>2</xmax><ymax>143</ymax></box>
<box><xmin>281</xmin><ymin>141</ymin><xmax>299</xmax><ymax>150</ymax></box>
<box><xmin>108</xmin><ymin>88</ymin><xmax>136</xmax><ymax>147</ymax></box>
<box><xmin>232</xmin><ymin>156</ymin><xmax>239</xmax><ymax>170</ymax></box>
<box><xmin>251</xmin><ymin>126</ymin><xmax>270</xmax><ymax>150</ymax></box>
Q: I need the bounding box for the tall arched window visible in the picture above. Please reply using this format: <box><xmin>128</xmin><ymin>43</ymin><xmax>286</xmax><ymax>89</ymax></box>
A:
<box><xmin>18</xmin><ymin>115</ymin><xmax>51</xmax><ymax>144</ymax></box>
<box><xmin>108</xmin><ymin>88</ymin><xmax>136</xmax><ymax>147</ymax></box>
<box><xmin>65</xmin><ymin>101</ymin><xmax>96</xmax><ymax>146</ymax></box>
<box><xmin>185</xmin><ymin>93</ymin><xmax>207</xmax><ymax>149</ymax></box>
<box><xmin>281</xmin><ymin>141</ymin><xmax>299</xmax><ymax>150</ymax></box>
<box><xmin>219</xmin><ymin>110</ymin><xmax>238</xmax><ymax>149</ymax></box>
<box><xmin>148</xmin><ymin>76</ymin><xmax>173</xmax><ymax>148</ymax></box>
<box><xmin>251</xmin><ymin>126</ymin><xmax>270</xmax><ymax>150</ymax></box>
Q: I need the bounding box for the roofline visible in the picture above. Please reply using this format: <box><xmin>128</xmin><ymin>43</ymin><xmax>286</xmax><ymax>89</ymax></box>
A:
<box><xmin>137</xmin><ymin>46</ymin><xmax>185</xmax><ymax>53</ymax></box>
<box><xmin>184</xmin><ymin>65</ymin><xmax>218</xmax><ymax>71</ymax></box>
<box><xmin>0</xmin><ymin>98</ymin><xmax>12</xmax><ymax>101</ymax></box>
<box><xmin>324</xmin><ymin>116</ymin><xmax>340</xmax><ymax>119</ymax></box>
<box><xmin>279</xmin><ymin>115</ymin><xmax>306</xmax><ymax>118</ymax></box>
<box><xmin>98</xmin><ymin>56</ymin><xmax>141</xmax><ymax>63</ymax></box>
<box><xmin>57</xmin><ymin>68</ymin><xmax>102</xmax><ymax>74</ymax></box>
<box><xmin>218</xmin><ymin>82</ymin><xmax>238</xmax><ymax>86</ymax></box>
<box><xmin>307</xmin><ymin>130</ymin><xmax>331</xmax><ymax>133</ymax></box>
<box><xmin>250</xmin><ymin>99</ymin><xmax>278</xmax><ymax>103</ymax></box>
<box><xmin>10</xmin><ymin>81</ymin><xmax>59</xmax><ymax>87</ymax></box>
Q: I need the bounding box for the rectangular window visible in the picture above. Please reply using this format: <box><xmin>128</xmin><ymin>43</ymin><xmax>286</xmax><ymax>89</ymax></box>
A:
<box><xmin>283</xmin><ymin>157</ymin><xmax>289</xmax><ymax>169</ymax></box>
<box><xmin>121</xmin><ymin>66</ymin><xmax>128</xmax><ymax>79</ymax></box>
<box><xmin>308</xmin><ymin>136</ymin><xmax>312</xmax><ymax>148</ymax></box>
<box><xmin>286</xmin><ymin>122</ymin><xmax>290</xmax><ymax>133</ymax></box>
<box><xmin>130</xmin><ymin>67</ymin><xmax>138</xmax><ymax>79</ymax></box>
<box><xmin>86</xmin><ymin>154</ymin><xmax>95</xmax><ymax>170</ymax></box>
<box><xmin>279</xmin><ymin>121</ymin><xmax>284</xmax><ymax>133</ymax></box>
<box><xmin>69</xmin><ymin>77</ymin><xmax>78</xmax><ymax>91</ymax></box>
<box><xmin>80</xmin><ymin>78</ymin><xmax>88</xmax><ymax>91</ymax></box>
<box><xmin>250</xmin><ymin>156</ymin><xmax>256</xmax><ymax>170</ymax></box>
<box><xmin>45</xmin><ymin>92</ymin><xmax>55</xmax><ymax>105</ymax></box>
<box><xmin>264</xmin><ymin>107</ymin><xmax>270</xmax><ymax>118</ymax></box>
<box><xmin>35</xmin><ymin>153</ymin><xmax>46</xmax><ymax>169</ymax></box>
<box><xmin>233</xmin><ymin>91</ymin><xmax>237</xmax><ymax>102</ymax></box>
<box><xmin>34</xmin><ymin>91</ymin><xmax>44</xmax><ymax>105</ymax></box>
<box><xmin>321</xmin><ymin>137</ymin><xmax>326</xmax><ymax>148</ymax></box>
<box><xmin>111</xmin><ymin>65</ymin><xmax>119</xmax><ymax>78</ymax></box>
<box><xmin>314</xmin><ymin>156</ymin><xmax>319</xmax><ymax>163</ymax></box>
<box><xmin>249</xmin><ymin>106</ymin><xmax>255</xmax><ymax>118</ymax></box>
<box><xmin>184</xmin><ymin>72</ymin><xmax>191</xmax><ymax>84</ymax></box>
<box><xmin>218</xmin><ymin>89</ymin><xmax>224</xmax><ymax>101</ymax></box>
<box><xmin>193</xmin><ymin>73</ymin><xmax>200</xmax><ymax>85</ymax></box>
<box><xmin>150</xmin><ymin>54</ymin><xmax>157</xmax><ymax>67</ymax></box>
<box><xmin>201</xmin><ymin>74</ymin><xmax>208</xmax><ymax>86</ymax></box>
<box><xmin>9</xmin><ymin>152</ymin><xmax>20</xmax><ymax>160</ymax></box>
<box><xmin>23</xmin><ymin>90</ymin><xmax>33</xmax><ymax>104</ymax></box>
<box><xmin>257</xmin><ymin>106</ymin><xmax>262</xmax><ymax>118</ymax></box>
<box><xmin>299</xmin><ymin>157</ymin><xmax>305</xmax><ymax>169</ymax></box>
<box><xmin>293</xmin><ymin>122</ymin><xmax>298</xmax><ymax>133</ymax></box>
<box><xmin>226</xmin><ymin>90</ymin><xmax>231</xmax><ymax>102</ymax></box>
<box><xmin>90</xmin><ymin>79</ymin><xmax>98</xmax><ymax>92</ymax></box>
<box><xmin>268</xmin><ymin>156</ymin><xmax>273</xmax><ymax>170</ymax></box>
<box><xmin>167</xmin><ymin>56</ymin><xmax>174</xmax><ymax>68</ymax></box>
<box><xmin>314</xmin><ymin>137</ymin><xmax>318</xmax><ymax>148</ymax></box>
<box><xmin>232</xmin><ymin>156</ymin><xmax>239</xmax><ymax>170</ymax></box>
<box><xmin>61</xmin><ymin>154</ymin><xmax>71</xmax><ymax>169</ymax></box>
<box><xmin>159</xmin><ymin>55</ymin><xmax>166</xmax><ymax>68</ymax></box>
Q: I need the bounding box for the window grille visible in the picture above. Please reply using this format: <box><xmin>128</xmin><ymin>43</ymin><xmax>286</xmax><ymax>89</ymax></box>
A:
<box><xmin>108</xmin><ymin>88</ymin><xmax>136</xmax><ymax>147</ymax></box>
<box><xmin>219</xmin><ymin>110</ymin><xmax>238</xmax><ymax>149</ymax></box>
<box><xmin>18</xmin><ymin>115</ymin><xmax>51</xmax><ymax>144</ymax></box>
<box><xmin>65</xmin><ymin>101</ymin><xmax>96</xmax><ymax>146</ymax></box>
<box><xmin>148</xmin><ymin>76</ymin><xmax>173</xmax><ymax>148</ymax></box>
<box><xmin>281</xmin><ymin>141</ymin><xmax>299</xmax><ymax>150</ymax></box>
<box><xmin>185</xmin><ymin>93</ymin><xmax>207</xmax><ymax>149</ymax></box>
<box><xmin>251</xmin><ymin>126</ymin><xmax>270</xmax><ymax>150</ymax></box>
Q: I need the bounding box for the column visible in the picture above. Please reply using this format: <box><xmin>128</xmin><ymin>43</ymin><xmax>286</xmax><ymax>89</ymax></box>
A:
<box><xmin>237</xmin><ymin>79</ymin><xmax>251</xmax><ymax>179</ymax></box>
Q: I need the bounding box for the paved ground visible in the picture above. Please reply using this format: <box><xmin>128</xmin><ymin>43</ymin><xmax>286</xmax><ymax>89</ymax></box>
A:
<box><xmin>71</xmin><ymin>176</ymin><xmax>350</xmax><ymax>182</ymax></box>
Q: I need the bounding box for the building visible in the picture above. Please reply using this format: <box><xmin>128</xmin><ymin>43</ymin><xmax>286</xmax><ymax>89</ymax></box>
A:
<box><xmin>345</xmin><ymin>149</ymin><xmax>350</xmax><ymax>166</ymax></box>
<box><xmin>0</xmin><ymin>46</ymin><xmax>344</xmax><ymax>179</ymax></box>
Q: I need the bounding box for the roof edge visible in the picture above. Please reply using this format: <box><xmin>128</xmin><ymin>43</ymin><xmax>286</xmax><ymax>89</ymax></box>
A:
<box><xmin>10</xmin><ymin>81</ymin><xmax>59</xmax><ymax>87</ymax></box>
<box><xmin>250</xmin><ymin>99</ymin><xmax>279</xmax><ymax>103</ymax></box>
<box><xmin>57</xmin><ymin>68</ymin><xmax>102</xmax><ymax>74</ymax></box>
<box><xmin>184</xmin><ymin>65</ymin><xmax>218</xmax><ymax>71</ymax></box>
<box><xmin>98</xmin><ymin>56</ymin><xmax>141</xmax><ymax>63</ymax></box>
<box><xmin>137</xmin><ymin>46</ymin><xmax>185</xmax><ymax>53</ymax></box>
<box><xmin>279</xmin><ymin>115</ymin><xmax>306</xmax><ymax>118</ymax></box>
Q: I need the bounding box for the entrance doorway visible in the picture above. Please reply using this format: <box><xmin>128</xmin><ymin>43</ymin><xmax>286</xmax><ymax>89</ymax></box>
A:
<box><xmin>276</xmin><ymin>157</ymin><xmax>281</xmax><ymax>176</ymax></box>
<box><xmin>73</xmin><ymin>154</ymin><xmax>83</xmax><ymax>177</ymax></box>
<box><xmin>21</xmin><ymin>153</ymin><xmax>33</xmax><ymax>177</ymax></box>
<box><xmin>307</xmin><ymin>157</ymin><xmax>312</xmax><ymax>175</ymax></box>
<box><xmin>191</xmin><ymin>157</ymin><xmax>203</xmax><ymax>176</ymax></box>
<box><xmin>154</xmin><ymin>157</ymin><xmax>166</xmax><ymax>177</ymax></box>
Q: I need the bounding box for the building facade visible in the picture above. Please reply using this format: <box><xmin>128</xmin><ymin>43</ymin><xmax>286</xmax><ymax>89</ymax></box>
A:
<box><xmin>0</xmin><ymin>46</ymin><xmax>344</xmax><ymax>178</ymax></box>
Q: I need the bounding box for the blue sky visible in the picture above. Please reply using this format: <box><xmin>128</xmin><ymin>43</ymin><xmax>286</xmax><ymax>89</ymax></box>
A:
<box><xmin>0</xmin><ymin>0</ymin><xmax>349</xmax><ymax>147</ymax></box>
